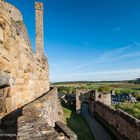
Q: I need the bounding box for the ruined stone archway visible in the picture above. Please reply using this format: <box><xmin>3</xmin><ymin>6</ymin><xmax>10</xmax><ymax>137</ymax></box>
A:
<box><xmin>76</xmin><ymin>90</ymin><xmax>92</xmax><ymax>114</ymax></box>
<box><xmin>81</xmin><ymin>101</ymin><xmax>89</xmax><ymax>114</ymax></box>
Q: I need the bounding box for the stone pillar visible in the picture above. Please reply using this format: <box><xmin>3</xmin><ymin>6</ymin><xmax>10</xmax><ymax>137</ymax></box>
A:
<box><xmin>76</xmin><ymin>92</ymin><xmax>81</xmax><ymax>114</ymax></box>
<box><xmin>94</xmin><ymin>90</ymin><xmax>98</xmax><ymax>101</ymax></box>
<box><xmin>35</xmin><ymin>2</ymin><xmax>44</xmax><ymax>59</ymax></box>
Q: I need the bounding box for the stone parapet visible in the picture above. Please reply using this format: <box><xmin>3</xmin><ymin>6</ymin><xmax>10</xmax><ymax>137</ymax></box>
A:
<box><xmin>17</xmin><ymin>87</ymin><xmax>73</xmax><ymax>140</ymax></box>
<box><xmin>17</xmin><ymin>116</ymin><xmax>59</xmax><ymax>140</ymax></box>
<box><xmin>96</xmin><ymin>101</ymin><xmax>140</xmax><ymax>129</ymax></box>
<box><xmin>93</xmin><ymin>101</ymin><xmax>140</xmax><ymax>140</ymax></box>
<box><xmin>21</xmin><ymin>87</ymin><xmax>64</xmax><ymax>127</ymax></box>
<box><xmin>55</xmin><ymin>121</ymin><xmax>77</xmax><ymax>140</ymax></box>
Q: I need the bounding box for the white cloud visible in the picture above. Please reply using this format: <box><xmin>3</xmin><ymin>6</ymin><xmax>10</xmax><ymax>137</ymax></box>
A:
<box><xmin>51</xmin><ymin>69</ymin><xmax>140</xmax><ymax>82</ymax></box>
<box><xmin>49</xmin><ymin>43</ymin><xmax>140</xmax><ymax>82</ymax></box>
<box><xmin>71</xmin><ymin>43</ymin><xmax>140</xmax><ymax>70</ymax></box>
<box><xmin>113</xmin><ymin>27</ymin><xmax>123</xmax><ymax>32</ymax></box>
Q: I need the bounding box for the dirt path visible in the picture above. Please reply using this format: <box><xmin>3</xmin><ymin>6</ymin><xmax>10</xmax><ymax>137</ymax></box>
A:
<box><xmin>82</xmin><ymin>104</ymin><xmax>112</xmax><ymax>140</ymax></box>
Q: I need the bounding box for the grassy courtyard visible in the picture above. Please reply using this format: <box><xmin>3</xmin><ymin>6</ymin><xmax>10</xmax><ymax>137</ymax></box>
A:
<box><xmin>63</xmin><ymin>107</ymin><xmax>95</xmax><ymax>140</ymax></box>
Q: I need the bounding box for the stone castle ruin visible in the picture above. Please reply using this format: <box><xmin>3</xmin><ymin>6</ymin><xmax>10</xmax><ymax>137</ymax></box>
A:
<box><xmin>82</xmin><ymin>90</ymin><xmax>140</xmax><ymax>139</ymax></box>
<box><xmin>75</xmin><ymin>89</ymin><xmax>111</xmax><ymax>114</ymax></box>
<box><xmin>0</xmin><ymin>0</ymin><xmax>140</xmax><ymax>140</ymax></box>
<box><xmin>0</xmin><ymin>0</ymin><xmax>49</xmax><ymax>114</ymax></box>
<box><xmin>62</xmin><ymin>89</ymin><xmax>140</xmax><ymax>139</ymax></box>
<box><xmin>0</xmin><ymin>1</ymin><xmax>77</xmax><ymax>139</ymax></box>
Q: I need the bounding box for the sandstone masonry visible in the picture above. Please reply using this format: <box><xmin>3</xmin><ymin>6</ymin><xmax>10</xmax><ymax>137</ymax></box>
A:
<box><xmin>17</xmin><ymin>88</ymin><xmax>76</xmax><ymax>140</ymax></box>
<box><xmin>0</xmin><ymin>0</ymin><xmax>49</xmax><ymax>115</ymax></box>
<box><xmin>0</xmin><ymin>1</ymin><xmax>77</xmax><ymax>139</ymax></box>
<box><xmin>35</xmin><ymin>2</ymin><xmax>44</xmax><ymax>59</ymax></box>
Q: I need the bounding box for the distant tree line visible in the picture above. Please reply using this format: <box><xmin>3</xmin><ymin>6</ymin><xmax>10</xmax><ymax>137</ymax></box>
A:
<box><xmin>128</xmin><ymin>78</ymin><xmax>140</xmax><ymax>84</ymax></box>
<box><xmin>58</xmin><ymin>86</ymin><xmax>76</xmax><ymax>94</ymax></box>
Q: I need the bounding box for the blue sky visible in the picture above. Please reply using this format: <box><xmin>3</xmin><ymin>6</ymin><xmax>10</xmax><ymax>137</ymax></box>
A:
<box><xmin>7</xmin><ymin>0</ymin><xmax>140</xmax><ymax>82</ymax></box>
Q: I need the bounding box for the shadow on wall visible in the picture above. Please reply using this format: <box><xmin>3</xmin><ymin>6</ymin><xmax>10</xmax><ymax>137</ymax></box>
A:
<box><xmin>0</xmin><ymin>89</ymin><xmax>51</xmax><ymax>140</ymax></box>
<box><xmin>0</xmin><ymin>88</ymin><xmax>53</xmax><ymax>140</ymax></box>
<box><xmin>0</xmin><ymin>108</ymin><xmax>22</xmax><ymax>140</ymax></box>
<box><xmin>61</xmin><ymin>97</ymin><xmax>76</xmax><ymax>111</ymax></box>
<box><xmin>60</xmin><ymin>91</ymin><xmax>91</xmax><ymax>114</ymax></box>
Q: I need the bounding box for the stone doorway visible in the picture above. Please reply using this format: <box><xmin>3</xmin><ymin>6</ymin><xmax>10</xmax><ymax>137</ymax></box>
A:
<box><xmin>81</xmin><ymin>102</ymin><xmax>89</xmax><ymax>114</ymax></box>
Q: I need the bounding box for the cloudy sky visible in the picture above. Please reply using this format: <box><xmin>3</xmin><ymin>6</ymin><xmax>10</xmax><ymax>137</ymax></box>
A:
<box><xmin>7</xmin><ymin>0</ymin><xmax>140</xmax><ymax>82</ymax></box>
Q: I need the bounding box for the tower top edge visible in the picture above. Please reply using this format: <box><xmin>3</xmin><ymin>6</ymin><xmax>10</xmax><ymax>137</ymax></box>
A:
<box><xmin>0</xmin><ymin>0</ymin><xmax>23</xmax><ymax>21</ymax></box>
<box><xmin>35</xmin><ymin>2</ymin><xmax>43</xmax><ymax>11</ymax></box>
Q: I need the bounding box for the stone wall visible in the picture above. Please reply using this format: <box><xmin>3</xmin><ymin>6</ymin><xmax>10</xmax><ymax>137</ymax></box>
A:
<box><xmin>55</xmin><ymin>121</ymin><xmax>77</xmax><ymax>140</ymax></box>
<box><xmin>0</xmin><ymin>1</ymin><xmax>22</xmax><ymax>21</ymax></box>
<box><xmin>94</xmin><ymin>92</ymin><xmax>111</xmax><ymax>106</ymax></box>
<box><xmin>75</xmin><ymin>90</ymin><xmax>112</xmax><ymax>114</ymax></box>
<box><xmin>20</xmin><ymin>87</ymin><xmax>64</xmax><ymax>127</ymax></box>
<box><xmin>17</xmin><ymin>87</ymin><xmax>76</xmax><ymax>140</ymax></box>
<box><xmin>0</xmin><ymin>87</ymin><xmax>76</xmax><ymax>140</ymax></box>
<box><xmin>92</xmin><ymin>101</ymin><xmax>140</xmax><ymax>140</ymax></box>
<box><xmin>0</xmin><ymin>1</ymin><xmax>77</xmax><ymax>139</ymax></box>
<box><xmin>75</xmin><ymin>89</ymin><xmax>91</xmax><ymax>113</ymax></box>
<box><xmin>0</xmin><ymin>1</ymin><xmax>49</xmax><ymax>114</ymax></box>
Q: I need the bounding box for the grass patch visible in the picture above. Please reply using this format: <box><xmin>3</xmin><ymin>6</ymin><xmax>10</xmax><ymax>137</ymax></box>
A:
<box><xmin>63</xmin><ymin>107</ymin><xmax>95</xmax><ymax>140</ymax></box>
<box><xmin>114</xmin><ymin>102</ymin><xmax>140</xmax><ymax>119</ymax></box>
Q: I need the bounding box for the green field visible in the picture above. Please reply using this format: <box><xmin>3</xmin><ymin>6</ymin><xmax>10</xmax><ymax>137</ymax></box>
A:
<box><xmin>55</xmin><ymin>81</ymin><xmax>140</xmax><ymax>119</ymax></box>
<box><xmin>63</xmin><ymin>107</ymin><xmax>95</xmax><ymax>140</ymax></box>
<box><xmin>53</xmin><ymin>81</ymin><xmax>140</xmax><ymax>100</ymax></box>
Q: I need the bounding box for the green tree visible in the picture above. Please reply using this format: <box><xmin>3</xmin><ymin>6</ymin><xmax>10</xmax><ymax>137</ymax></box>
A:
<box><xmin>98</xmin><ymin>86</ymin><xmax>111</xmax><ymax>93</ymax></box>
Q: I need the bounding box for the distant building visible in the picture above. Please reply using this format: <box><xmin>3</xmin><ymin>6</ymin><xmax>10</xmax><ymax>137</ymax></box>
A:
<box><xmin>111</xmin><ymin>93</ymin><xmax>137</xmax><ymax>104</ymax></box>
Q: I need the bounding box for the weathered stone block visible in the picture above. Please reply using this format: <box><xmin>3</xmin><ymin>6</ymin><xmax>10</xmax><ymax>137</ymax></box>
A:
<box><xmin>0</xmin><ymin>98</ymin><xmax>6</xmax><ymax>113</ymax></box>
<box><xmin>0</xmin><ymin>27</ymin><xmax>3</xmax><ymax>42</ymax></box>
<box><xmin>55</xmin><ymin>121</ymin><xmax>77</xmax><ymax>140</ymax></box>
<box><xmin>0</xmin><ymin>71</ymin><xmax>10</xmax><ymax>86</ymax></box>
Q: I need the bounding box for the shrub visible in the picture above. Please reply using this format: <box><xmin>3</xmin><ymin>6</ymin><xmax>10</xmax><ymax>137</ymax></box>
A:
<box><xmin>98</xmin><ymin>86</ymin><xmax>111</xmax><ymax>93</ymax></box>
<box><xmin>58</xmin><ymin>86</ymin><xmax>76</xmax><ymax>94</ymax></box>
<box><xmin>114</xmin><ymin>102</ymin><xmax>140</xmax><ymax>119</ymax></box>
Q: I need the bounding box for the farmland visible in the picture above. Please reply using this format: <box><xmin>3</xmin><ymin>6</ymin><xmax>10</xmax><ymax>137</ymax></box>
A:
<box><xmin>53</xmin><ymin>81</ymin><xmax>140</xmax><ymax>100</ymax></box>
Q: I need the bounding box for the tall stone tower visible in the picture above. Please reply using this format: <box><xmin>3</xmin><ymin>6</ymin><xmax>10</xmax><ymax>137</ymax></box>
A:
<box><xmin>35</xmin><ymin>2</ymin><xmax>44</xmax><ymax>59</ymax></box>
